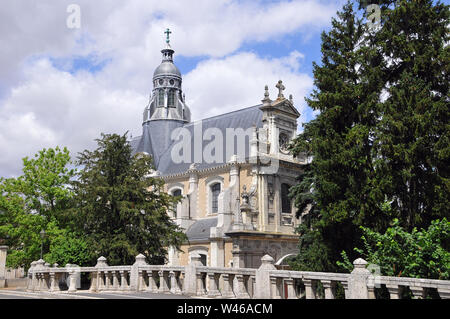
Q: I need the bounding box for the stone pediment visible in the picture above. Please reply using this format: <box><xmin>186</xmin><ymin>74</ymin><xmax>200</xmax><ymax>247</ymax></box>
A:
<box><xmin>260</xmin><ymin>97</ymin><xmax>300</xmax><ymax>119</ymax></box>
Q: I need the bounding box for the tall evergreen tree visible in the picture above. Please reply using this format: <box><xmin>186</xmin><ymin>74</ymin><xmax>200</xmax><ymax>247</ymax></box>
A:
<box><xmin>290</xmin><ymin>0</ymin><xmax>449</xmax><ymax>272</ymax></box>
<box><xmin>370</xmin><ymin>0</ymin><xmax>450</xmax><ymax>230</ymax></box>
<box><xmin>290</xmin><ymin>1</ymin><xmax>385</xmax><ymax>271</ymax></box>
<box><xmin>71</xmin><ymin>133</ymin><xmax>186</xmax><ymax>265</ymax></box>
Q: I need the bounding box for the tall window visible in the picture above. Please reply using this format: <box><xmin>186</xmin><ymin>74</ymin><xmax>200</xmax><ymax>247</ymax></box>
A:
<box><xmin>171</xmin><ymin>189</ymin><xmax>182</xmax><ymax>218</ymax></box>
<box><xmin>168</xmin><ymin>90</ymin><xmax>175</xmax><ymax>107</ymax></box>
<box><xmin>158</xmin><ymin>90</ymin><xmax>164</xmax><ymax>107</ymax></box>
<box><xmin>211</xmin><ymin>183</ymin><xmax>221</xmax><ymax>214</ymax></box>
<box><xmin>281</xmin><ymin>183</ymin><xmax>291</xmax><ymax>214</ymax></box>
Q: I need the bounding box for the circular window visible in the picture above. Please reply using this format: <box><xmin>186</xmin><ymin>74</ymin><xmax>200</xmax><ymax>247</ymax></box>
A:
<box><xmin>158</xmin><ymin>79</ymin><xmax>164</xmax><ymax>85</ymax></box>
<box><xmin>169</xmin><ymin>79</ymin><xmax>175</xmax><ymax>85</ymax></box>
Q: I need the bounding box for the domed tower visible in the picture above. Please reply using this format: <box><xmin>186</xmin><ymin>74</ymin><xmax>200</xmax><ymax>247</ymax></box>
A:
<box><xmin>136</xmin><ymin>29</ymin><xmax>191</xmax><ymax>169</ymax></box>
<box><xmin>143</xmin><ymin>28</ymin><xmax>191</xmax><ymax>123</ymax></box>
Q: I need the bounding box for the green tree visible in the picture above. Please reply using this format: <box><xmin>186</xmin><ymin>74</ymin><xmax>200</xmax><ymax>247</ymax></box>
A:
<box><xmin>290</xmin><ymin>0</ymin><xmax>449</xmax><ymax>274</ymax></box>
<box><xmin>0</xmin><ymin>147</ymin><xmax>85</xmax><ymax>269</ymax></box>
<box><xmin>290</xmin><ymin>1</ymin><xmax>385</xmax><ymax>272</ymax></box>
<box><xmin>70</xmin><ymin>133</ymin><xmax>186</xmax><ymax>265</ymax></box>
<box><xmin>369</xmin><ymin>0</ymin><xmax>450</xmax><ymax>230</ymax></box>
<box><xmin>338</xmin><ymin>218</ymin><xmax>450</xmax><ymax>280</ymax></box>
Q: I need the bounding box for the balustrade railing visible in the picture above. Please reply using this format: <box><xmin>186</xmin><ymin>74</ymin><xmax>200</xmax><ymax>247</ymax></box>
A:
<box><xmin>26</xmin><ymin>254</ymin><xmax>450</xmax><ymax>299</ymax></box>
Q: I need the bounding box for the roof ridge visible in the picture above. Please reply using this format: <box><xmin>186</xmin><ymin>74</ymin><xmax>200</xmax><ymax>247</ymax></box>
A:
<box><xmin>183</xmin><ymin>104</ymin><xmax>262</xmax><ymax>127</ymax></box>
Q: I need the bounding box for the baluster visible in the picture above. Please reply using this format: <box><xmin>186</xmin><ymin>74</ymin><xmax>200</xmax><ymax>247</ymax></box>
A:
<box><xmin>120</xmin><ymin>270</ymin><xmax>129</xmax><ymax>291</ymax></box>
<box><xmin>105</xmin><ymin>271</ymin><xmax>112</xmax><ymax>291</ymax></box>
<box><xmin>284</xmin><ymin>278</ymin><xmax>297</xmax><ymax>299</ymax></box>
<box><xmin>89</xmin><ymin>271</ymin><xmax>98</xmax><ymax>292</ymax></box>
<box><xmin>174</xmin><ymin>271</ymin><xmax>182</xmax><ymax>294</ymax></box>
<box><xmin>138</xmin><ymin>270</ymin><xmax>147</xmax><ymax>291</ymax></box>
<box><xmin>386</xmin><ymin>284</ymin><xmax>402</xmax><ymax>299</ymax></box>
<box><xmin>410</xmin><ymin>286</ymin><xmax>425</xmax><ymax>299</ymax></box>
<box><xmin>50</xmin><ymin>272</ymin><xmax>60</xmax><ymax>292</ymax></box>
<box><xmin>98</xmin><ymin>271</ymin><xmax>105</xmax><ymax>291</ymax></box>
<box><xmin>437</xmin><ymin>288</ymin><xmax>450</xmax><ymax>299</ymax></box>
<box><xmin>196</xmin><ymin>272</ymin><xmax>207</xmax><ymax>296</ymax></box>
<box><xmin>340</xmin><ymin>281</ymin><xmax>349</xmax><ymax>299</ymax></box>
<box><xmin>321</xmin><ymin>280</ymin><xmax>336</xmax><ymax>299</ymax></box>
<box><xmin>68</xmin><ymin>271</ymin><xmax>77</xmax><ymax>293</ymax></box>
<box><xmin>235</xmin><ymin>274</ymin><xmax>250</xmax><ymax>299</ymax></box>
<box><xmin>112</xmin><ymin>271</ymin><xmax>120</xmax><ymax>290</ymax></box>
<box><xmin>303</xmin><ymin>279</ymin><xmax>317</xmax><ymax>299</ymax></box>
<box><xmin>207</xmin><ymin>272</ymin><xmax>221</xmax><ymax>297</ymax></box>
<box><xmin>221</xmin><ymin>273</ymin><xmax>235</xmax><ymax>298</ymax></box>
<box><xmin>270</xmin><ymin>276</ymin><xmax>282</xmax><ymax>299</ymax></box>
<box><xmin>159</xmin><ymin>270</ymin><xmax>169</xmax><ymax>293</ymax></box>
<box><xmin>169</xmin><ymin>271</ymin><xmax>177</xmax><ymax>294</ymax></box>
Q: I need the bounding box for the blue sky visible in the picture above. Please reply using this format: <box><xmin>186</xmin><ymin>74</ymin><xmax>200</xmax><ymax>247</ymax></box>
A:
<box><xmin>0</xmin><ymin>0</ymin><xmax>346</xmax><ymax>177</ymax></box>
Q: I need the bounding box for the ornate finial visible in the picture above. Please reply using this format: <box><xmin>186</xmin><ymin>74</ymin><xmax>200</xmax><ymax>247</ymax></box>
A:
<box><xmin>264</xmin><ymin>85</ymin><xmax>269</xmax><ymax>99</ymax></box>
<box><xmin>276</xmin><ymin>80</ymin><xmax>285</xmax><ymax>99</ymax></box>
<box><xmin>262</xmin><ymin>85</ymin><xmax>272</xmax><ymax>106</ymax></box>
<box><xmin>165</xmin><ymin>28</ymin><xmax>172</xmax><ymax>44</ymax></box>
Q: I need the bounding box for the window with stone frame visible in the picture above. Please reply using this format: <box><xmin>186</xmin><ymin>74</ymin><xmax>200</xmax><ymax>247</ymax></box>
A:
<box><xmin>211</xmin><ymin>183</ymin><xmax>221</xmax><ymax>214</ymax></box>
<box><xmin>281</xmin><ymin>183</ymin><xmax>291</xmax><ymax>214</ymax></box>
<box><xmin>158</xmin><ymin>90</ymin><xmax>164</xmax><ymax>107</ymax></box>
<box><xmin>168</xmin><ymin>90</ymin><xmax>175</xmax><ymax>107</ymax></box>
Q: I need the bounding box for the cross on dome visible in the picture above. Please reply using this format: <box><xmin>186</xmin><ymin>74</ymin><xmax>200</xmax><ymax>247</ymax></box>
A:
<box><xmin>165</xmin><ymin>28</ymin><xmax>172</xmax><ymax>44</ymax></box>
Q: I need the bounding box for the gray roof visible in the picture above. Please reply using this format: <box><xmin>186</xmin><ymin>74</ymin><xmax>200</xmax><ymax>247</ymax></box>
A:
<box><xmin>131</xmin><ymin>104</ymin><xmax>264</xmax><ymax>175</ymax></box>
<box><xmin>186</xmin><ymin>217</ymin><xmax>218</xmax><ymax>241</ymax></box>
<box><xmin>153</xmin><ymin>61</ymin><xmax>181</xmax><ymax>77</ymax></box>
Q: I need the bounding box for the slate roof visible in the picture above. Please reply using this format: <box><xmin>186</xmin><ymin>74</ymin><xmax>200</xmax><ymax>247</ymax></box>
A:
<box><xmin>185</xmin><ymin>217</ymin><xmax>218</xmax><ymax>241</ymax></box>
<box><xmin>131</xmin><ymin>104</ymin><xmax>264</xmax><ymax>176</ymax></box>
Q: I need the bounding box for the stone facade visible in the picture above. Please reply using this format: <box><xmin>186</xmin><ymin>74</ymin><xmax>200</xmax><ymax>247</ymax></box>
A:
<box><xmin>130</xmin><ymin>33</ymin><xmax>307</xmax><ymax>269</ymax></box>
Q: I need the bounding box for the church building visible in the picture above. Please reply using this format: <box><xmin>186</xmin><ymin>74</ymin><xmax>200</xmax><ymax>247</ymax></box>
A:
<box><xmin>130</xmin><ymin>30</ymin><xmax>307</xmax><ymax>269</ymax></box>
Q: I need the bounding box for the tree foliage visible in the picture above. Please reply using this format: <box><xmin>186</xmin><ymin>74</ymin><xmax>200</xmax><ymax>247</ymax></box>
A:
<box><xmin>338</xmin><ymin>218</ymin><xmax>450</xmax><ymax>280</ymax></box>
<box><xmin>290</xmin><ymin>0</ymin><xmax>449</xmax><ymax>274</ymax></box>
<box><xmin>0</xmin><ymin>147</ymin><xmax>82</xmax><ymax>269</ymax></box>
<box><xmin>70</xmin><ymin>133</ymin><xmax>186</xmax><ymax>265</ymax></box>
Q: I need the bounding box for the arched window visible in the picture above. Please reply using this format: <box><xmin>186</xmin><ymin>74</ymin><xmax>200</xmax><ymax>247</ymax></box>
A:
<box><xmin>199</xmin><ymin>254</ymin><xmax>207</xmax><ymax>266</ymax></box>
<box><xmin>158</xmin><ymin>90</ymin><xmax>164</xmax><ymax>107</ymax></box>
<box><xmin>211</xmin><ymin>183</ymin><xmax>221</xmax><ymax>214</ymax></box>
<box><xmin>170</xmin><ymin>188</ymin><xmax>182</xmax><ymax>218</ymax></box>
<box><xmin>168</xmin><ymin>90</ymin><xmax>175</xmax><ymax>107</ymax></box>
<box><xmin>281</xmin><ymin>183</ymin><xmax>291</xmax><ymax>214</ymax></box>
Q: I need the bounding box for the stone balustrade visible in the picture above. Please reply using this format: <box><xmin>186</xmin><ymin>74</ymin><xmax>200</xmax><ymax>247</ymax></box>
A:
<box><xmin>26</xmin><ymin>254</ymin><xmax>450</xmax><ymax>299</ymax></box>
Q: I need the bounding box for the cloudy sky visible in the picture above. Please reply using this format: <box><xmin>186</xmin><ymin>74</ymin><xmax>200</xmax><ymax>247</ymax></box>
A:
<box><xmin>0</xmin><ymin>0</ymin><xmax>345</xmax><ymax>178</ymax></box>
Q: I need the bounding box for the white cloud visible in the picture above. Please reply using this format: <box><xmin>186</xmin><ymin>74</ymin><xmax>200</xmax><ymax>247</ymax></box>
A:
<box><xmin>0</xmin><ymin>0</ymin><xmax>340</xmax><ymax>177</ymax></box>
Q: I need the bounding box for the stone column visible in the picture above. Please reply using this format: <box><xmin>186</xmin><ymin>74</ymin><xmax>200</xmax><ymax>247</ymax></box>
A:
<box><xmin>159</xmin><ymin>270</ymin><xmax>169</xmax><ymax>293</ymax></box>
<box><xmin>234</xmin><ymin>274</ymin><xmax>250</xmax><ymax>299</ymax></box>
<box><xmin>183</xmin><ymin>253</ymin><xmax>202</xmax><ymax>295</ymax></box>
<box><xmin>68</xmin><ymin>271</ymin><xmax>77</xmax><ymax>293</ymax></box>
<box><xmin>254</xmin><ymin>255</ymin><xmax>277</xmax><ymax>299</ymax></box>
<box><xmin>270</xmin><ymin>277</ymin><xmax>282</xmax><ymax>299</ymax></box>
<box><xmin>386</xmin><ymin>284</ymin><xmax>402</xmax><ymax>299</ymax></box>
<box><xmin>196</xmin><ymin>272</ymin><xmax>207</xmax><ymax>296</ymax></box>
<box><xmin>347</xmin><ymin>258</ymin><xmax>370</xmax><ymax>299</ymax></box>
<box><xmin>303</xmin><ymin>279</ymin><xmax>316</xmax><ymax>299</ymax></box>
<box><xmin>207</xmin><ymin>273</ymin><xmax>221</xmax><ymax>297</ymax></box>
<box><xmin>49</xmin><ymin>272</ymin><xmax>61</xmax><ymax>292</ymax></box>
<box><xmin>112</xmin><ymin>271</ymin><xmax>120</xmax><ymax>290</ymax></box>
<box><xmin>89</xmin><ymin>272</ymin><xmax>98</xmax><ymax>292</ymax></box>
<box><xmin>221</xmin><ymin>273</ymin><xmax>235</xmax><ymax>298</ymax></box>
<box><xmin>105</xmin><ymin>271</ymin><xmax>112</xmax><ymax>291</ymax></box>
<box><xmin>130</xmin><ymin>253</ymin><xmax>148</xmax><ymax>291</ymax></box>
<box><xmin>322</xmin><ymin>280</ymin><xmax>336</xmax><ymax>299</ymax></box>
<box><xmin>146</xmin><ymin>271</ymin><xmax>159</xmax><ymax>293</ymax></box>
<box><xmin>409</xmin><ymin>286</ymin><xmax>425</xmax><ymax>299</ymax></box>
<box><xmin>120</xmin><ymin>271</ymin><xmax>129</xmax><ymax>291</ymax></box>
<box><xmin>284</xmin><ymin>278</ymin><xmax>296</xmax><ymax>299</ymax></box>
<box><xmin>0</xmin><ymin>246</ymin><xmax>8</xmax><ymax>288</ymax></box>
